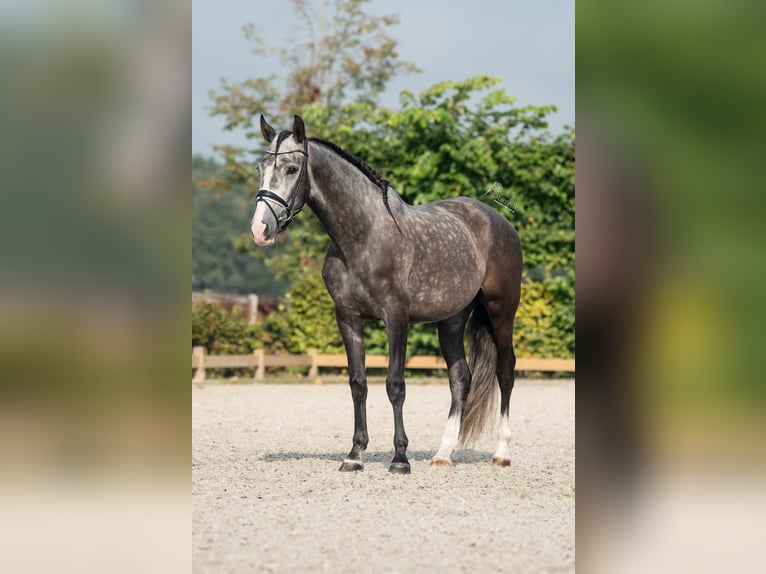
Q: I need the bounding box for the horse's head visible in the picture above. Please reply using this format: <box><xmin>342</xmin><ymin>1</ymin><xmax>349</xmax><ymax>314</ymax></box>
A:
<box><xmin>251</xmin><ymin>115</ymin><xmax>309</xmax><ymax>246</ymax></box>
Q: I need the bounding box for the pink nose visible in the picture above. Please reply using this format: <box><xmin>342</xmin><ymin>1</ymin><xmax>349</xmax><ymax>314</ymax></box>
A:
<box><xmin>251</xmin><ymin>203</ymin><xmax>273</xmax><ymax>245</ymax></box>
<box><xmin>251</xmin><ymin>220</ymin><xmax>269</xmax><ymax>245</ymax></box>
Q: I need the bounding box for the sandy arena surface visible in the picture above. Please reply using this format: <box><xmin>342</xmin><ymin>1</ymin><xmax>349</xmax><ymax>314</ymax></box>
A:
<box><xmin>192</xmin><ymin>380</ymin><xmax>574</xmax><ymax>573</ymax></box>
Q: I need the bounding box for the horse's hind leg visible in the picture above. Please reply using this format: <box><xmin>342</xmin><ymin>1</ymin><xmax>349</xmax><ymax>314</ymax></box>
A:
<box><xmin>431</xmin><ymin>307</ymin><xmax>473</xmax><ymax>467</ymax></box>
<box><xmin>486</xmin><ymin>300</ymin><xmax>518</xmax><ymax>467</ymax></box>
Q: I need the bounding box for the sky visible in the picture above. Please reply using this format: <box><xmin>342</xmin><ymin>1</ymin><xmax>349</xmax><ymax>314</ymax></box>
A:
<box><xmin>192</xmin><ymin>0</ymin><xmax>574</xmax><ymax>156</ymax></box>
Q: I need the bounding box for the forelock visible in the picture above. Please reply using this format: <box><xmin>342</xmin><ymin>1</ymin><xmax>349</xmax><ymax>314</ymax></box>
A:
<box><xmin>274</xmin><ymin>131</ymin><xmax>293</xmax><ymax>153</ymax></box>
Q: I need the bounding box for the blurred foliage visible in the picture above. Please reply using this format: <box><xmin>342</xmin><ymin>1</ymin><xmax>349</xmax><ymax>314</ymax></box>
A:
<box><xmin>579</xmin><ymin>0</ymin><xmax>766</xmax><ymax>420</ymax></box>
<box><xmin>198</xmin><ymin>1</ymin><xmax>574</xmax><ymax>360</ymax></box>
<box><xmin>577</xmin><ymin>5</ymin><xmax>766</xmax><ymax>574</ymax></box>
<box><xmin>0</xmin><ymin>1</ymin><xmax>190</xmax><ymax>520</ymax></box>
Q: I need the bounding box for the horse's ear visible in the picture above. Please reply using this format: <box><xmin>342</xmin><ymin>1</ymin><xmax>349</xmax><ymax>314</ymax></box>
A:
<box><xmin>260</xmin><ymin>115</ymin><xmax>276</xmax><ymax>143</ymax></box>
<box><xmin>292</xmin><ymin>115</ymin><xmax>305</xmax><ymax>143</ymax></box>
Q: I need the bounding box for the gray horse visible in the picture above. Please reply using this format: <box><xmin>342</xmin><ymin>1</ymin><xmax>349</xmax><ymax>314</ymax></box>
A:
<box><xmin>252</xmin><ymin>115</ymin><xmax>522</xmax><ymax>474</ymax></box>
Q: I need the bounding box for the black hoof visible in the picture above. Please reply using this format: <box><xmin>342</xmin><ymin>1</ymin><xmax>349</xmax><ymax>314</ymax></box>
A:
<box><xmin>339</xmin><ymin>460</ymin><xmax>364</xmax><ymax>472</ymax></box>
<box><xmin>492</xmin><ymin>457</ymin><xmax>512</xmax><ymax>468</ymax></box>
<box><xmin>389</xmin><ymin>462</ymin><xmax>411</xmax><ymax>474</ymax></box>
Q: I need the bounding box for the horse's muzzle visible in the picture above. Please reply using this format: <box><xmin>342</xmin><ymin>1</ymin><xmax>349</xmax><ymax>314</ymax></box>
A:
<box><xmin>251</xmin><ymin>201</ymin><xmax>279</xmax><ymax>245</ymax></box>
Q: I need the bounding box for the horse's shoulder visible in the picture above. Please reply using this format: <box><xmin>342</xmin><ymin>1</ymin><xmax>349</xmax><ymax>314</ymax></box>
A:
<box><xmin>322</xmin><ymin>243</ymin><xmax>346</xmax><ymax>276</ymax></box>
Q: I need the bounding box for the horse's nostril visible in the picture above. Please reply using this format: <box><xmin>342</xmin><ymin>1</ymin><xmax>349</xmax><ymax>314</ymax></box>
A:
<box><xmin>263</xmin><ymin>221</ymin><xmax>271</xmax><ymax>238</ymax></box>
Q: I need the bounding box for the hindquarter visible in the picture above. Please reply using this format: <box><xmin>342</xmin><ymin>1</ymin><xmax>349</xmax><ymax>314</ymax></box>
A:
<box><xmin>425</xmin><ymin>198</ymin><xmax>522</xmax><ymax>314</ymax></box>
<box><xmin>479</xmin><ymin>209</ymin><xmax>522</xmax><ymax>312</ymax></box>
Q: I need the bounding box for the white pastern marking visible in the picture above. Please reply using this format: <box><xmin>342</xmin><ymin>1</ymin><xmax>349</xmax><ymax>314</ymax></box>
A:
<box><xmin>493</xmin><ymin>414</ymin><xmax>512</xmax><ymax>460</ymax></box>
<box><xmin>434</xmin><ymin>414</ymin><xmax>461</xmax><ymax>461</ymax></box>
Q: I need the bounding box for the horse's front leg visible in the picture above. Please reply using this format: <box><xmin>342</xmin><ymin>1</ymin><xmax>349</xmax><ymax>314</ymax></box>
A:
<box><xmin>336</xmin><ymin>310</ymin><xmax>368</xmax><ymax>472</ymax></box>
<box><xmin>385</xmin><ymin>311</ymin><xmax>410</xmax><ymax>474</ymax></box>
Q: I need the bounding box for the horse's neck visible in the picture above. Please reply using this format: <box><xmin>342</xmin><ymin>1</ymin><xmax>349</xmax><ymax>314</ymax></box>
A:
<box><xmin>307</xmin><ymin>145</ymin><xmax>398</xmax><ymax>253</ymax></box>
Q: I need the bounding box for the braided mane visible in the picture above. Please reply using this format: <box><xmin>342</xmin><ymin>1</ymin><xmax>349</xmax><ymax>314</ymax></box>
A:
<box><xmin>308</xmin><ymin>137</ymin><xmax>398</xmax><ymax>226</ymax></box>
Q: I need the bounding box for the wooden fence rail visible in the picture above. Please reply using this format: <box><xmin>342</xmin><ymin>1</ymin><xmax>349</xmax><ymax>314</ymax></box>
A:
<box><xmin>192</xmin><ymin>346</ymin><xmax>574</xmax><ymax>382</ymax></box>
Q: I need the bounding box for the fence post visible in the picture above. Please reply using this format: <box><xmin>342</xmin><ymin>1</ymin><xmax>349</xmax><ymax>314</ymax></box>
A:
<box><xmin>192</xmin><ymin>346</ymin><xmax>206</xmax><ymax>382</ymax></box>
<box><xmin>254</xmin><ymin>349</ymin><xmax>265</xmax><ymax>381</ymax></box>
<box><xmin>248</xmin><ymin>294</ymin><xmax>259</xmax><ymax>324</ymax></box>
<box><xmin>308</xmin><ymin>349</ymin><xmax>319</xmax><ymax>379</ymax></box>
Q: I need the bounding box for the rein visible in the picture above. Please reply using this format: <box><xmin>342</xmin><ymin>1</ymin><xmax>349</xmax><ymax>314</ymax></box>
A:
<box><xmin>255</xmin><ymin>138</ymin><xmax>309</xmax><ymax>232</ymax></box>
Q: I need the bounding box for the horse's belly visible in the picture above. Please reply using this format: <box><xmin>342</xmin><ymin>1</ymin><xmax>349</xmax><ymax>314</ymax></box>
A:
<box><xmin>405</xmin><ymin>234</ymin><xmax>483</xmax><ymax>321</ymax></box>
<box><xmin>407</xmin><ymin>272</ymin><xmax>481</xmax><ymax>322</ymax></box>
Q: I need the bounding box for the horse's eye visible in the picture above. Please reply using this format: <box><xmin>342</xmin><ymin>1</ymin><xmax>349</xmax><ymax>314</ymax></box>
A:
<box><xmin>286</xmin><ymin>165</ymin><xmax>299</xmax><ymax>175</ymax></box>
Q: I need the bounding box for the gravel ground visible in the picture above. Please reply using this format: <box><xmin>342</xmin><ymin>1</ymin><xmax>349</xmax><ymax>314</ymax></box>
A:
<box><xmin>192</xmin><ymin>379</ymin><xmax>574</xmax><ymax>573</ymax></box>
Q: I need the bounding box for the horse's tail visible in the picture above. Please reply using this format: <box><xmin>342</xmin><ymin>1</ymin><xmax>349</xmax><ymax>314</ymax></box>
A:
<box><xmin>459</xmin><ymin>303</ymin><xmax>499</xmax><ymax>447</ymax></box>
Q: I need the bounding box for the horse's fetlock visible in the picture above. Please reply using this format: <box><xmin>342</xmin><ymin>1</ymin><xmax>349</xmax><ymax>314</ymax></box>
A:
<box><xmin>353</xmin><ymin>430</ymin><xmax>368</xmax><ymax>448</ymax></box>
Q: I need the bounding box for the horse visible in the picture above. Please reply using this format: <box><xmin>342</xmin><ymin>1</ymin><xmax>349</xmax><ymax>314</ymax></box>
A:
<box><xmin>251</xmin><ymin>115</ymin><xmax>522</xmax><ymax>474</ymax></box>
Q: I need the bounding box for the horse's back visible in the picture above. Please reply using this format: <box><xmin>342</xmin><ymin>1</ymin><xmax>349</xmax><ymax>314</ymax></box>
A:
<box><xmin>421</xmin><ymin>197</ymin><xmax>521</xmax><ymax>261</ymax></box>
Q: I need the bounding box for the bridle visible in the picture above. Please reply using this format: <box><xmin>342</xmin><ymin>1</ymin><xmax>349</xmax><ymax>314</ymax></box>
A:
<box><xmin>255</xmin><ymin>138</ymin><xmax>309</xmax><ymax>232</ymax></box>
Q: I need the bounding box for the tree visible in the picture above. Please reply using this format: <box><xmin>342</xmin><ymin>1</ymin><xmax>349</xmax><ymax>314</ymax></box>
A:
<box><xmin>205</xmin><ymin>0</ymin><xmax>419</xmax><ymax>193</ymax></box>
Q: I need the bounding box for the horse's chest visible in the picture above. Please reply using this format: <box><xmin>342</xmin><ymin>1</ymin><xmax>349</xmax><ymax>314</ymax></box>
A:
<box><xmin>323</xmin><ymin>264</ymin><xmax>384</xmax><ymax>318</ymax></box>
